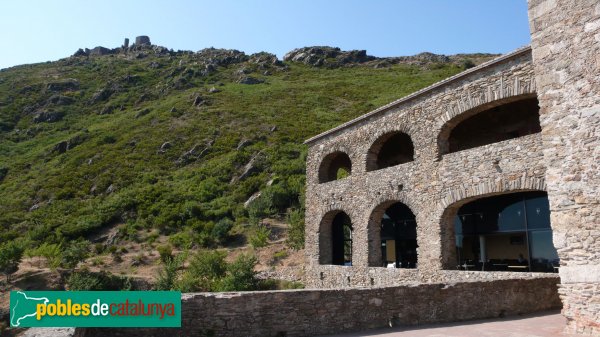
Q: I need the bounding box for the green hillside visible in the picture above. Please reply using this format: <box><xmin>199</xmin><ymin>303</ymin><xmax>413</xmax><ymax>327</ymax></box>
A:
<box><xmin>0</xmin><ymin>44</ymin><xmax>495</xmax><ymax>261</ymax></box>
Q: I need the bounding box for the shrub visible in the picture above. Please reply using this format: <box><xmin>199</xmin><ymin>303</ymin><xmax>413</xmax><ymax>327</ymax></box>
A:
<box><xmin>0</xmin><ymin>241</ymin><xmax>24</xmax><ymax>282</ymax></box>
<box><xmin>286</xmin><ymin>208</ymin><xmax>305</xmax><ymax>250</ymax></box>
<box><xmin>27</xmin><ymin>243</ymin><xmax>62</xmax><ymax>269</ymax></box>
<box><xmin>157</xmin><ymin>244</ymin><xmax>173</xmax><ymax>263</ymax></box>
<box><xmin>272</xmin><ymin>250</ymin><xmax>288</xmax><ymax>263</ymax></box>
<box><xmin>155</xmin><ymin>254</ymin><xmax>185</xmax><ymax>291</ymax></box>
<box><xmin>249</xmin><ymin>225</ymin><xmax>270</xmax><ymax>248</ymax></box>
<box><xmin>217</xmin><ymin>253</ymin><xmax>257</xmax><ymax>291</ymax></box>
<box><xmin>169</xmin><ymin>231</ymin><xmax>193</xmax><ymax>249</ymax></box>
<box><xmin>67</xmin><ymin>270</ymin><xmax>132</xmax><ymax>290</ymax></box>
<box><xmin>211</xmin><ymin>218</ymin><xmax>233</xmax><ymax>244</ymax></box>
<box><xmin>98</xmin><ymin>135</ymin><xmax>117</xmax><ymax>145</ymax></box>
<box><xmin>61</xmin><ymin>239</ymin><xmax>90</xmax><ymax>270</ymax></box>
<box><xmin>66</xmin><ymin>271</ymin><xmax>103</xmax><ymax>290</ymax></box>
<box><xmin>179</xmin><ymin>250</ymin><xmax>227</xmax><ymax>291</ymax></box>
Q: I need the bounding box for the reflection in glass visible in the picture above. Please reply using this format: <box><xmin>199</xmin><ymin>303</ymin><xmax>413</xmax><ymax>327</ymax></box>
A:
<box><xmin>454</xmin><ymin>191</ymin><xmax>558</xmax><ymax>273</ymax></box>
<box><xmin>332</xmin><ymin>212</ymin><xmax>352</xmax><ymax>266</ymax></box>
<box><xmin>380</xmin><ymin>203</ymin><xmax>417</xmax><ymax>268</ymax></box>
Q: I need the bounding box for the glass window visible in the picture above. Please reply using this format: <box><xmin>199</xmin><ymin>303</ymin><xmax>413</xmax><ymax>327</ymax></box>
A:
<box><xmin>528</xmin><ymin>230</ymin><xmax>559</xmax><ymax>272</ymax></box>
<box><xmin>453</xmin><ymin>191</ymin><xmax>558</xmax><ymax>273</ymax></box>
<box><xmin>525</xmin><ymin>195</ymin><xmax>551</xmax><ymax>229</ymax></box>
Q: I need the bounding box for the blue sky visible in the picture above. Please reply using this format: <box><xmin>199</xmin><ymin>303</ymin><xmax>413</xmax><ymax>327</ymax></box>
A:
<box><xmin>0</xmin><ymin>1</ymin><xmax>531</xmax><ymax>70</ymax></box>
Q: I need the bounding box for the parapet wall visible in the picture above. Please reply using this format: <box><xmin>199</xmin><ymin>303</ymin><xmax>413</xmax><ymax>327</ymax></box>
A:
<box><xmin>77</xmin><ymin>277</ymin><xmax>560</xmax><ymax>337</ymax></box>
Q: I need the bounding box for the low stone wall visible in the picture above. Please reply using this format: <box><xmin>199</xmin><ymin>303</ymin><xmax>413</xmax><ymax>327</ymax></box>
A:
<box><xmin>77</xmin><ymin>277</ymin><xmax>561</xmax><ymax>337</ymax></box>
<box><xmin>307</xmin><ymin>264</ymin><xmax>558</xmax><ymax>288</ymax></box>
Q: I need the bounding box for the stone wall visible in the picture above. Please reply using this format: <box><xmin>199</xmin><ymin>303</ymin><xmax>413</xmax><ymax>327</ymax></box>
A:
<box><xmin>77</xmin><ymin>278</ymin><xmax>561</xmax><ymax>337</ymax></box>
<box><xmin>304</xmin><ymin>48</ymin><xmax>548</xmax><ymax>288</ymax></box>
<box><xmin>527</xmin><ymin>0</ymin><xmax>600</xmax><ymax>334</ymax></box>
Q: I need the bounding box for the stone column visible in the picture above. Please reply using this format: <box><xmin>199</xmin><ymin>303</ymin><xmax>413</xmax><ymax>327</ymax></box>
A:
<box><xmin>528</xmin><ymin>0</ymin><xmax>600</xmax><ymax>334</ymax></box>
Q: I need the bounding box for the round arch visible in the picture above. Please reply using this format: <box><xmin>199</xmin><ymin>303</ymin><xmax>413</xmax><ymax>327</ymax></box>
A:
<box><xmin>366</xmin><ymin>131</ymin><xmax>415</xmax><ymax>172</ymax></box>
<box><xmin>318</xmin><ymin>151</ymin><xmax>352</xmax><ymax>183</ymax></box>
<box><xmin>437</xmin><ymin>93</ymin><xmax>540</xmax><ymax>157</ymax></box>
<box><xmin>367</xmin><ymin>200</ymin><xmax>418</xmax><ymax>268</ymax></box>
<box><xmin>318</xmin><ymin>210</ymin><xmax>353</xmax><ymax>266</ymax></box>
<box><xmin>438</xmin><ymin>177</ymin><xmax>551</xmax><ymax>270</ymax></box>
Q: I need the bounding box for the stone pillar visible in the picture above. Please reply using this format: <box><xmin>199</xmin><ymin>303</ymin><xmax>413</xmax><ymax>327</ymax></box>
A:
<box><xmin>527</xmin><ymin>0</ymin><xmax>600</xmax><ymax>334</ymax></box>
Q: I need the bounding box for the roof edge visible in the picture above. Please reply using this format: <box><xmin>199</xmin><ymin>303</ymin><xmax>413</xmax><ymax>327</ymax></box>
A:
<box><xmin>304</xmin><ymin>45</ymin><xmax>532</xmax><ymax>145</ymax></box>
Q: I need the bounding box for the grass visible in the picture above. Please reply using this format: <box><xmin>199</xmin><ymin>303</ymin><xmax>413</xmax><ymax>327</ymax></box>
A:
<box><xmin>0</xmin><ymin>46</ymin><xmax>488</xmax><ymax>253</ymax></box>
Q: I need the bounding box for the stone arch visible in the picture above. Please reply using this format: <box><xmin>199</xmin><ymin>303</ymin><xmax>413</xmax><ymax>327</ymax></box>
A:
<box><xmin>437</xmin><ymin>175</ymin><xmax>546</xmax><ymax>269</ymax></box>
<box><xmin>318</xmin><ymin>151</ymin><xmax>352</xmax><ymax>183</ymax></box>
<box><xmin>318</xmin><ymin>209</ymin><xmax>354</xmax><ymax>265</ymax></box>
<box><xmin>366</xmin><ymin>131</ymin><xmax>415</xmax><ymax>171</ymax></box>
<box><xmin>437</xmin><ymin>93</ymin><xmax>540</xmax><ymax>157</ymax></box>
<box><xmin>367</xmin><ymin>199</ymin><xmax>418</xmax><ymax>267</ymax></box>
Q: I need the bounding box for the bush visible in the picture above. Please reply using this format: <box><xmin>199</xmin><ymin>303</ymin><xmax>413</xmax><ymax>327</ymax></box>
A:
<box><xmin>249</xmin><ymin>225</ymin><xmax>270</xmax><ymax>248</ymax></box>
<box><xmin>218</xmin><ymin>253</ymin><xmax>257</xmax><ymax>291</ymax></box>
<box><xmin>61</xmin><ymin>239</ymin><xmax>90</xmax><ymax>270</ymax></box>
<box><xmin>66</xmin><ymin>271</ymin><xmax>103</xmax><ymax>290</ymax></box>
<box><xmin>286</xmin><ymin>209</ymin><xmax>305</xmax><ymax>250</ymax></box>
<box><xmin>157</xmin><ymin>244</ymin><xmax>173</xmax><ymax>263</ymax></box>
<box><xmin>98</xmin><ymin>135</ymin><xmax>117</xmax><ymax>145</ymax></box>
<box><xmin>155</xmin><ymin>254</ymin><xmax>185</xmax><ymax>291</ymax></box>
<box><xmin>0</xmin><ymin>241</ymin><xmax>24</xmax><ymax>282</ymax></box>
<box><xmin>67</xmin><ymin>270</ymin><xmax>132</xmax><ymax>290</ymax></box>
<box><xmin>211</xmin><ymin>218</ymin><xmax>233</xmax><ymax>244</ymax></box>
<box><xmin>178</xmin><ymin>250</ymin><xmax>227</xmax><ymax>292</ymax></box>
<box><xmin>169</xmin><ymin>231</ymin><xmax>194</xmax><ymax>249</ymax></box>
<box><xmin>27</xmin><ymin>243</ymin><xmax>62</xmax><ymax>269</ymax></box>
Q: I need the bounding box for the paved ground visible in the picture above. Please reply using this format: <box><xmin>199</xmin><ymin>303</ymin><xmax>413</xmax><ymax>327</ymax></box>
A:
<box><xmin>325</xmin><ymin>311</ymin><xmax>573</xmax><ymax>337</ymax></box>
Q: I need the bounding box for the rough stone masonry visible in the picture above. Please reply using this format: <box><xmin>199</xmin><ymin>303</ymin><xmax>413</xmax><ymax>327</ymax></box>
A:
<box><xmin>299</xmin><ymin>0</ymin><xmax>600</xmax><ymax>335</ymax></box>
<box><xmin>528</xmin><ymin>0</ymin><xmax>600</xmax><ymax>335</ymax></box>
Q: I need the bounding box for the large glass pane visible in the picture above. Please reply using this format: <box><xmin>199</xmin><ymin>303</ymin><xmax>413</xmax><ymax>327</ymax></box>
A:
<box><xmin>528</xmin><ymin>230</ymin><xmax>559</xmax><ymax>272</ymax></box>
<box><xmin>525</xmin><ymin>195</ymin><xmax>551</xmax><ymax>229</ymax></box>
<box><xmin>453</xmin><ymin>191</ymin><xmax>557</xmax><ymax>273</ymax></box>
<box><xmin>380</xmin><ymin>203</ymin><xmax>417</xmax><ymax>268</ymax></box>
<box><xmin>496</xmin><ymin>197</ymin><xmax>526</xmax><ymax>232</ymax></box>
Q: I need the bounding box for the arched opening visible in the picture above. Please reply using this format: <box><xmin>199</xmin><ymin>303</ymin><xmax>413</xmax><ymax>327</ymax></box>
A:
<box><xmin>319</xmin><ymin>211</ymin><xmax>353</xmax><ymax>266</ymax></box>
<box><xmin>440</xmin><ymin>96</ymin><xmax>541</xmax><ymax>155</ymax></box>
<box><xmin>451</xmin><ymin>191</ymin><xmax>558</xmax><ymax>272</ymax></box>
<box><xmin>318</xmin><ymin>151</ymin><xmax>352</xmax><ymax>183</ymax></box>
<box><xmin>368</xmin><ymin>202</ymin><xmax>417</xmax><ymax>268</ymax></box>
<box><xmin>366</xmin><ymin>132</ymin><xmax>414</xmax><ymax>171</ymax></box>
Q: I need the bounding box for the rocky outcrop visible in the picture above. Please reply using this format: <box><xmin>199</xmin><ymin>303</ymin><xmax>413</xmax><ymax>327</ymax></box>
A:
<box><xmin>52</xmin><ymin>133</ymin><xmax>87</xmax><ymax>154</ymax></box>
<box><xmin>284</xmin><ymin>46</ymin><xmax>457</xmax><ymax>68</ymax></box>
<box><xmin>175</xmin><ymin>141</ymin><xmax>213</xmax><ymax>166</ymax></box>
<box><xmin>46</xmin><ymin>95</ymin><xmax>75</xmax><ymax>106</ymax></box>
<box><xmin>249</xmin><ymin>52</ymin><xmax>283</xmax><ymax>67</ymax></box>
<box><xmin>195</xmin><ymin>48</ymin><xmax>249</xmax><ymax>67</ymax></box>
<box><xmin>33</xmin><ymin>111</ymin><xmax>64</xmax><ymax>123</ymax></box>
<box><xmin>89</xmin><ymin>46</ymin><xmax>113</xmax><ymax>56</ymax></box>
<box><xmin>46</xmin><ymin>79</ymin><xmax>79</xmax><ymax>92</ymax></box>
<box><xmin>237</xmin><ymin>76</ymin><xmax>264</xmax><ymax>85</ymax></box>
<box><xmin>232</xmin><ymin>152</ymin><xmax>265</xmax><ymax>183</ymax></box>
<box><xmin>283</xmin><ymin>46</ymin><xmax>374</xmax><ymax>67</ymax></box>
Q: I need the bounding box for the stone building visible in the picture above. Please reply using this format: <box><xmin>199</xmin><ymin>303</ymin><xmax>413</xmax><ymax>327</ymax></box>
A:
<box><xmin>304</xmin><ymin>0</ymin><xmax>599</xmax><ymax>334</ymax></box>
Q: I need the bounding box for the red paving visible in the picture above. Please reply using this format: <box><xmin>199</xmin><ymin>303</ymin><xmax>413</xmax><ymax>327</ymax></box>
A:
<box><xmin>325</xmin><ymin>311</ymin><xmax>574</xmax><ymax>337</ymax></box>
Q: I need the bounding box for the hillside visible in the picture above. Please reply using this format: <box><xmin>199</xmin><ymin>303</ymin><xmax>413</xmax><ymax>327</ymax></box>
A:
<box><xmin>0</xmin><ymin>40</ymin><xmax>497</xmax><ymax>292</ymax></box>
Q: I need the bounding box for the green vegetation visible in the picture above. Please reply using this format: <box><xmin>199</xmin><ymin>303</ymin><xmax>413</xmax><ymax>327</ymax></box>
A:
<box><xmin>66</xmin><ymin>269</ymin><xmax>132</xmax><ymax>290</ymax></box>
<box><xmin>155</xmin><ymin>250</ymin><xmax>259</xmax><ymax>292</ymax></box>
<box><xmin>249</xmin><ymin>225</ymin><xmax>271</xmax><ymax>248</ymax></box>
<box><xmin>0</xmin><ymin>46</ymin><xmax>490</xmax><ymax>283</ymax></box>
<box><xmin>0</xmin><ymin>241</ymin><xmax>24</xmax><ymax>282</ymax></box>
